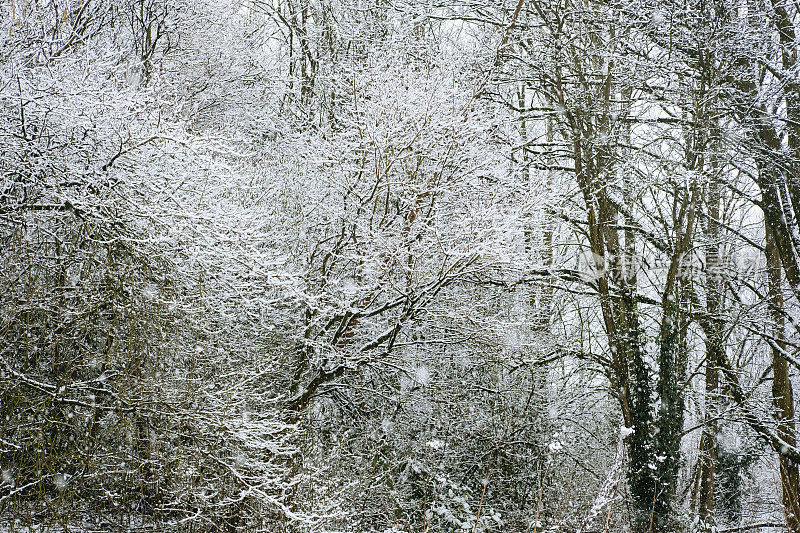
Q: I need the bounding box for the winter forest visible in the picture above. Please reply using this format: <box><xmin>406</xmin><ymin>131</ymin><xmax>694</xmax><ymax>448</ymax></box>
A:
<box><xmin>9</xmin><ymin>0</ymin><xmax>800</xmax><ymax>531</ymax></box>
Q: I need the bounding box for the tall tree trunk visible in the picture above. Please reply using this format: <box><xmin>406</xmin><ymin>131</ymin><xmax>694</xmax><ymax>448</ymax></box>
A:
<box><xmin>693</xmin><ymin>177</ymin><xmax>722</xmax><ymax>525</ymax></box>
<box><xmin>766</xmin><ymin>224</ymin><xmax>800</xmax><ymax>532</ymax></box>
